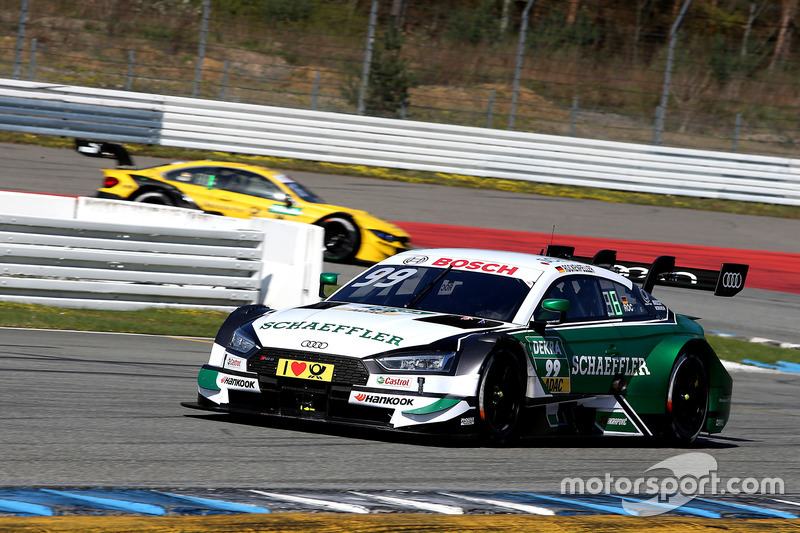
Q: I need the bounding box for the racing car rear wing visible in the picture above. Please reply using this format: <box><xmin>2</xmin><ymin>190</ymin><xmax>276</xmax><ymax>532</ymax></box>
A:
<box><xmin>75</xmin><ymin>139</ymin><xmax>134</xmax><ymax>167</ymax></box>
<box><xmin>544</xmin><ymin>245</ymin><xmax>749</xmax><ymax>297</ymax></box>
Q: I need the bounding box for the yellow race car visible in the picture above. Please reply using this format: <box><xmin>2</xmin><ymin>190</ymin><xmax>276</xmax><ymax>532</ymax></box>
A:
<box><xmin>76</xmin><ymin>140</ymin><xmax>410</xmax><ymax>263</ymax></box>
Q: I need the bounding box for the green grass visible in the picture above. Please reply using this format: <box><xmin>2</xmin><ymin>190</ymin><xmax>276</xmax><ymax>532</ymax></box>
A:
<box><xmin>706</xmin><ymin>335</ymin><xmax>799</xmax><ymax>365</ymax></box>
<box><xmin>0</xmin><ymin>302</ymin><xmax>227</xmax><ymax>338</ymax></box>
<box><xmin>1</xmin><ymin>302</ymin><xmax>797</xmax><ymax>365</ymax></box>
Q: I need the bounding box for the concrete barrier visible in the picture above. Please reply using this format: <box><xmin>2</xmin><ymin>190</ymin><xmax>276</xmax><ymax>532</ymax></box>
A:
<box><xmin>0</xmin><ymin>191</ymin><xmax>323</xmax><ymax>311</ymax></box>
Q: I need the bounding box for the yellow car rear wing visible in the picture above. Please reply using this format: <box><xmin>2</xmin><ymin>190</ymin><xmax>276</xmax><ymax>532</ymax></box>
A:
<box><xmin>75</xmin><ymin>139</ymin><xmax>134</xmax><ymax>167</ymax></box>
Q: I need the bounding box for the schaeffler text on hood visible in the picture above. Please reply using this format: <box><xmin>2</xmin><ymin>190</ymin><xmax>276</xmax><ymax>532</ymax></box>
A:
<box><xmin>252</xmin><ymin>303</ymin><xmax>503</xmax><ymax>358</ymax></box>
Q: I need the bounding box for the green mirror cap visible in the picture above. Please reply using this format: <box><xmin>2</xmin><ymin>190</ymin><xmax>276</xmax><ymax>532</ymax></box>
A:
<box><xmin>320</xmin><ymin>272</ymin><xmax>339</xmax><ymax>285</ymax></box>
<box><xmin>542</xmin><ymin>298</ymin><xmax>570</xmax><ymax>312</ymax></box>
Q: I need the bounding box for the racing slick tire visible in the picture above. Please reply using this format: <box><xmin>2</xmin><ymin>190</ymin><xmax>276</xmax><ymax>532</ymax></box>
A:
<box><xmin>320</xmin><ymin>216</ymin><xmax>360</xmax><ymax>262</ymax></box>
<box><xmin>477</xmin><ymin>350</ymin><xmax>525</xmax><ymax>445</ymax></box>
<box><xmin>664</xmin><ymin>353</ymin><xmax>709</xmax><ymax>445</ymax></box>
<box><xmin>133</xmin><ymin>190</ymin><xmax>174</xmax><ymax>206</ymax></box>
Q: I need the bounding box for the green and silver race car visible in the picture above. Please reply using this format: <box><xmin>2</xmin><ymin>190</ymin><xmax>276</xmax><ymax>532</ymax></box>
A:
<box><xmin>182</xmin><ymin>246</ymin><xmax>748</xmax><ymax>445</ymax></box>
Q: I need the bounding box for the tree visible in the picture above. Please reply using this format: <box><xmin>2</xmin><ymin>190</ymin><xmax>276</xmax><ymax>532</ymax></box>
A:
<box><xmin>500</xmin><ymin>0</ymin><xmax>513</xmax><ymax>33</ymax></box>
<box><xmin>343</xmin><ymin>25</ymin><xmax>417</xmax><ymax>117</ymax></box>
<box><xmin>768</xmin><ymin>0</ymin><xmax>798</xmax><ymax>70</ymax></box>
<box><xmin>566</xmin><ymin>0</ymin><xmax>580</xmax><ymax>25</ymax></box>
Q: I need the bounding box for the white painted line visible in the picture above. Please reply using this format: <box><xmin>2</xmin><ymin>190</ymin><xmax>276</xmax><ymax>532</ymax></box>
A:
<box><xmin>250</xmin><ymin>490</ymin><xmax>370</xmax><ymax>514</ymax></box>
<box><xmin>439</xmin><ymin>492</ymin><xmax>555</xmax><ymax>515</ymax></box>
<box><xmin>721</xmin><ymin>360</ymin><xmax>783</xmax><ymax>374</ymax></box>
<box><xmin>772</xmin><ymin>498</ymin><xmax>800</xmax><ymax>508</ymax></box>
<box><xmin>350</xmin><ymin>491</ymin><xmax>463</xmax><ymax>515</ymax></box>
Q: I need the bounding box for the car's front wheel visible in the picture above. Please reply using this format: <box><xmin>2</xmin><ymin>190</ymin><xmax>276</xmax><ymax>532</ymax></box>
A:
<box><xmin>664</xmin><ymin>352</ymin><xmax>708</xmax><ymax>445</ymax></box>
<box><xmin>477</xmin><ymin>350</ymin><xmax>525</xmax><ymax>445</ymax></box>
<box><xmin>320</xmin><ymin>216</ymin><xmax>360</xmax><ymax>262</ymax></box>
<box><xmin>133</xmin><ymin>190</ymin><xmax>174</xmax><ymax>206</ymax></box>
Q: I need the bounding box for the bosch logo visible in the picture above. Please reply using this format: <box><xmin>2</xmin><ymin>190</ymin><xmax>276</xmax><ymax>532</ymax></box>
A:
<box><xmin>403</xmin><ymin>255</ymin><xmax>429</xmax><ymax>265</ymax></box>
<box><xmin>301</xmin><ymin>340</ymin><xmax>328</xmax><ymax>350</ymax></box>
<box><xmin>722</xmin><ymin>272</ymin><xmax>743</xmax><ymax>289</ymax></box>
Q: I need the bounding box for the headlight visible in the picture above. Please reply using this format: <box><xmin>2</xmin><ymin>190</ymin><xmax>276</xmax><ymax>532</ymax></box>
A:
<box><xmin>228</xmin><ymin>329</ymin><xmax>256</xmax><ymax>354</ymax></box>
<box><xmin>369</xmin><ymin>229</ymin><xmax>399</xmax><ymax>243</ymax></box>
<box><xmin>376</xmin><ymin>352</ymin><xmax>456</xmax><ymax>372</ymax></box>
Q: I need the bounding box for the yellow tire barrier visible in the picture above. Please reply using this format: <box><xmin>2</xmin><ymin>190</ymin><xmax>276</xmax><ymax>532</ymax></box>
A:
<box><xmin>0</xmin><ymin>514</ymin><xmax>798</xmax><ymax>533</ymax></box>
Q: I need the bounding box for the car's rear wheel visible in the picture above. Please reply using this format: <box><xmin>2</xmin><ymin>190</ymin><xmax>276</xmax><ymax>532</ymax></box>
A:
<box><xmin>321</xmin><ymin>216</ymin><xmax>360</xmax><ymax>262</ymax></box>
<box><xmin>477</xmin><ymin>350</ymin><xmax>525</xmax><ymax>445</ymax></box>
<box><xmin>664</xmin><ymin>353</ymin><xmax>708</xmax><ymax>445</ymax></box>
<box><xmin>133</xmin><ymin>190</ymin><xmax>174</xmax><ymax>205</ymax></box>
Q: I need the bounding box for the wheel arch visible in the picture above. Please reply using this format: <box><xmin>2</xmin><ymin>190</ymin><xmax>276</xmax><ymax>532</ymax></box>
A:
<box><xmin>313</xmin><ymin>211</ymin><xmax>359</xmax><ymax>228</ymax></box>
<box><xmin>130</xmin><ymin>183</ymin><xmax>183</xmax><ymax>204</ymax></box>
<box><xmin>455</xmin><ymin>333</ymin><xmax>532</xmax><ymax>396</ymax></box>
<box><xmin>625</xmin><ymin>335</ymin><xmax>713</xmax><ymax>414</ymax></box>
<box><xmin>213</xmin><ymin>304</ymin><xmax>274</xmax><ymax>347</ymax></box>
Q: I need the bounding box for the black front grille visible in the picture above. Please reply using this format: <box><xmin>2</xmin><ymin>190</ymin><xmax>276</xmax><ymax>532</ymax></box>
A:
<box><xmin>248</xmin><ymin>348</ymin><xmax>370</xmax><ymax>386</ymax></box>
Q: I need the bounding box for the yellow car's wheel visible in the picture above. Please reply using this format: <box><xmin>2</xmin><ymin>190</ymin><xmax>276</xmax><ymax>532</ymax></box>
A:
<box><xmin>134</xmin><ymin>190</ymin><xmax>174</xmax><ymax>206</ymax></box>
<box><xmin>321</xmin><ymin>216</ymin><xmax>360</xmax><ymax>262</ymax></box>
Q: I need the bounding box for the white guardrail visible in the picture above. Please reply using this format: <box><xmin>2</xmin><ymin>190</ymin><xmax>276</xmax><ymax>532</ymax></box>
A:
<box><xmin>1</xmin><ymin>78</ymin><xmax>799</xmax><ymax>206</ymax></box>
<box><xmin>0</xmin><ymin>191</ymin><xmax>323</xmax><ymax>311</ymax></box>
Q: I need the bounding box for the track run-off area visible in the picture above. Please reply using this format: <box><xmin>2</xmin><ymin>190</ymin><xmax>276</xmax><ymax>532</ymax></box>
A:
<box><xmin>0</xmin><ymin>143</ymin><xmax>799</xmax><ymax>530</ymax></box>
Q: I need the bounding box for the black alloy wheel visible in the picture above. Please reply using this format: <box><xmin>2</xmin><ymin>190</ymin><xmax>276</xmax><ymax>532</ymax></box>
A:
<box><xmin>321</xmin><ymin>216</ymin><xmax>360</xmax><ymax>262</ymax></box>
<box><xmin>477</xmin><ymin>351</ymin><xmax>525</xmax><ymax>445</ymax></box>
<box><xmin>665</xmin><ymin>353</ymin><xmax>709</xmax><ymax>444</ymax></box>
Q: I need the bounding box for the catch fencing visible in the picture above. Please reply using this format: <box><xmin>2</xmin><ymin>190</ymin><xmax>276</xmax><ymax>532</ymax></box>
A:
<box><xmin>0</xmin><ymin>191</ymin><xmax>323</xmax><ymax>311</ymax></box>
<box><xmin>0</xmin><ymin>78</ymin><xmax>799</xmax><ymax>207</ymax></box>
<box><xmin>3</xmin><ymin>1</ymin><xmax>800</xmax><ymax>156</ymax></box>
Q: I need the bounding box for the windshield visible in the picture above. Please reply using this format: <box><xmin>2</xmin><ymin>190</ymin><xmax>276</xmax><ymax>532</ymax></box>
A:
<box><xmin>282</xmin><ymin>180</ymin><xmax>323</xmax><ymax>203</ymax></box>
<box><xmin>331</xmin><ymin>265</ymin><xmax>532</xmax><ymax>322</ymax></box>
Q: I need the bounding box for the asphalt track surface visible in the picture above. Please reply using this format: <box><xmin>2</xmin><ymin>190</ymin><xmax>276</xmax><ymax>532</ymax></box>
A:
<box><xmin>0</xmin><ymin>142</ymin><xmax>799</xmax><ymax>522</ymax></box>
<box><xmin>0</xmin><ymin>327</ymin><xmax>798</xmax><ymax>496</ymax></box>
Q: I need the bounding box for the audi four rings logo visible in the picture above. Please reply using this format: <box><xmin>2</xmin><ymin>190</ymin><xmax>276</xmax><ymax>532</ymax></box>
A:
<box><xmin>721</xmin><ymin>272</ymin><xmax>743</xmax><ymax>289</ymax></box>
<box><xmin>301</xmin><ymin>340</ymin><xmax>328</xmax><ymax>349</ymax></box>
<box><xmin>403</xmin><ymin>255</ymin><xmax>428</xmax><ymax>265</ymax></box>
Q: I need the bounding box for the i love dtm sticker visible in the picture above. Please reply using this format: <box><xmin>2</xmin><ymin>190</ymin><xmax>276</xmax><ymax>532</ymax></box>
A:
<box><xmin>276</xmin><ymin>358</ymin><xmax>335</xmax><ymax>382</ymax></box>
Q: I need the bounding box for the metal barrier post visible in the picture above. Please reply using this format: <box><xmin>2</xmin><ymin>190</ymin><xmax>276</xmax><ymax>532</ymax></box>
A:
<box><xmin>27</xmin><ymin>38</ymin><xmax>36</xmax><ymax>81</ymax></box>
<box><xmin>13</xmin><ymin>0</ymin><xmax>28</xmax><ymax>80</ymax></box>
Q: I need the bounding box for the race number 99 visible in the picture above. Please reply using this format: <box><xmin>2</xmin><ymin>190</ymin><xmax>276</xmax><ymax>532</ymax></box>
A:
<box><xmin>351</xmin><ymin>267</ymin><xmax>418</xmax><ymax>288</ymax></box>
<box><xmin>545</xmin><ymin>358</ymin><xmax>561</xmax><ymax>377</ymax></box>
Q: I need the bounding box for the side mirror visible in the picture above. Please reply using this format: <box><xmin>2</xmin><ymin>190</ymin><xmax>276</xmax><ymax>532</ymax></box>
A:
<box><xmin>542</xmin><ymin>298</ymin><xmax>570</xmax><ymax>316</ymax></box>
<box><xmin>275</xmin><ymin>192</ymin><xmax>293</xmax><ymax>206</ymax></box>
<box><xmin>319</xmin><ymin>272</ymin><xmax>339</xmax><ymax>298</ymax></box>
<box><xmin>530</xmin><ymin>298</ymin><xmax>570</xmax><ymax>334</ymax></box>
